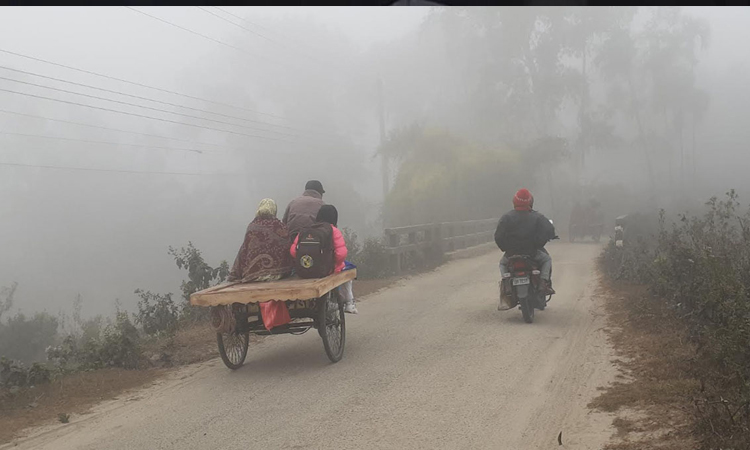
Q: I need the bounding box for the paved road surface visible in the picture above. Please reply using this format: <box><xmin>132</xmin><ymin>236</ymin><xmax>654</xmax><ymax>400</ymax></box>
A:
<box><xmin>6</xmin><ymin>242</ymin><xmax>616</xmax><ymax>450</ymax></box>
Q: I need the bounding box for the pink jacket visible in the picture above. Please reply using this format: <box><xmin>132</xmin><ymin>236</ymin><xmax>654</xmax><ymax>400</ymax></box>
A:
<box><xmin>290</xmin><ymin>224</ymin><xmax>347</xmax><ymax>274</ymax></box>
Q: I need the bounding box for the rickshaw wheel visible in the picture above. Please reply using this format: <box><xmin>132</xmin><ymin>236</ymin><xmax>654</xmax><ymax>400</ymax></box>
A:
<box><xmin>217</xmin><ymin>331</ymin><xmax>249</xmax><ymax>370</ymax></box>
<box><xmin>318</xmin><ymin>291</ymin><xmax>346</xmax><ymax>363</ymax></box>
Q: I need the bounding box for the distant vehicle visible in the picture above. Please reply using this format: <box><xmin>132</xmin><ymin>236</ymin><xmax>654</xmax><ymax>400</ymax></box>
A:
<box><xmin>569</xmin><ymin>201</ymin><xmax>604</xmax><ymax>243</ymax></box>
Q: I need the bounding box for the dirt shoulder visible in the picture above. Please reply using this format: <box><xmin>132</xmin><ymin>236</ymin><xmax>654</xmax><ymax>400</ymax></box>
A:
<box><xmin>590</xmin><ymin>278</ymin><xmax>701</xmax><ymax>449</ymax></box>
<box><xmin>0</xmin><ymin>274</ymin><xmax>403</xmax><ymax>445</ymax></box>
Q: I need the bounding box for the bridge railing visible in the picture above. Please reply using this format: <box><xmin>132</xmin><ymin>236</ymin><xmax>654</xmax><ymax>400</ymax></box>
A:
<box><xmin>383</xmin><ymin>219</ymin><xmax>499</xmax><ymax>272</ymax></box>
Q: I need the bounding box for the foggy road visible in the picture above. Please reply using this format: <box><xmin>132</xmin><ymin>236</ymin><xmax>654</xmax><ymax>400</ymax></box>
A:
<box><xmin>5</xmin><ymin>242</ymin><xmax>617</xmax><ymax>450</ymax></box>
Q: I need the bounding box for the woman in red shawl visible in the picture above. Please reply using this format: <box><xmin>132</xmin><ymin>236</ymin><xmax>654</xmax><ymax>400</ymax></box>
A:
<box><xmin>228</xmin><ymin>198</ymin><xmax>294</xmax><ymax>283</ymax></box>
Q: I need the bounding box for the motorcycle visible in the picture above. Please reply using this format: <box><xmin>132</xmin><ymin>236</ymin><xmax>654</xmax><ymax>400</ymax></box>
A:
<box><xmin>500</xmin><ymin>227</ymin><xmax>559</xmax><ymax>324</ymax></box>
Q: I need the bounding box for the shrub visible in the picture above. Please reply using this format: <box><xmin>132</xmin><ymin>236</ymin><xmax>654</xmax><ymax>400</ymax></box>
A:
<box><xmin>0</xmin><ymin>357</ymin><xmax>52</xmax><ymax>388</ymax></box>
<box><xmin>47</xmin><ymin>310</ymin><xmax>141</xmax><ymax>370</ymax></box>
<box><xmin>134</xmin><ymin>289</ymin><xmax>179</xmax><ymax>336</ymax></box>
<box><xmin>600</xmin><ymin>191</ymin><xmax>750</xmax><ymax>447</ymax></box>
<box><xmin>96</xmin><ymin>311</ymin><xmax>141</xmax><ymax>369</ymax></box>
<box><xmin>343</xmin><ymin>230</ymin><xmax>395</xmax><ymax>279</ymax></box>
<box><xmin>0</xmin><ymin>282</ymin><xmax>17</xmax><ymax>321</ymax></box>
<box><xmin>0</xmin><ymin>312</ymin><xmax>59</xmax><ymax>364</ymax></box>
<box><xmin>168</xmin><ymin>242</ymin><xmax>229</xmax><ymax>321</ymax></box>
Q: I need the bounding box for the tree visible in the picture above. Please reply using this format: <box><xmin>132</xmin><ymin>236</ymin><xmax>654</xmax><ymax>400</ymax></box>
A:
<box><xmin>559</xmin><ymin>7</ymin><xmax>637</xmax><ymax>173</ymax></box>
<box><xmin>641</xmin><ymin>7</ymin><xmax>709</xmax><ymax>196</ymax></box>
<box><xmin>382</xmin><ymin>127</ymin><xmax>522</xmax><ymax>226</ymax></box>
<box><xmin>0</xmin><ymin>282</ymin><xmax>17</xmax><ymax>321</ymax></box>
<box><xmin>593</xmin><ymin>7</ymin><xmax>710</xmax><ymax>197</ymax></box>
<box><xmin>168</xmin><ymin>242</ymin><xmax>229</xmax><ymax>305</ymax></box>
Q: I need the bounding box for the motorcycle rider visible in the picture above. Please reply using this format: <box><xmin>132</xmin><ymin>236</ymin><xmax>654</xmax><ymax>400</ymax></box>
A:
<box><xmin>495</xmin><ymin>188</ymin><xmax>556</xmax><ymax>309</ymax></box>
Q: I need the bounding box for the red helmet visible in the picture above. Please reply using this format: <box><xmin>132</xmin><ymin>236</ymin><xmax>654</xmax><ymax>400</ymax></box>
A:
<box><xmin>513</xmin><ymin>189</ymin><xmax>534</xmax><ymax>211</ymax></box>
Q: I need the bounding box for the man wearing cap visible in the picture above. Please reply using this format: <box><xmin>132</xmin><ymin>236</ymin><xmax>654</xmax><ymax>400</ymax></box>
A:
<box><xmin>494</xmin><ymin>188</ymin><xmax>556</xmax><ymax>309</ymax></box>
<box><xmin>283</xmin><ymin>180</ymin><xmax>326</xmax><ymax>241</ymax></box>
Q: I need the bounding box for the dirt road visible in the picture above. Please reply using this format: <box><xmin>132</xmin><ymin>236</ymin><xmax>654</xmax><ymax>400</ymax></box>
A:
<box><xmin>5</xmin><ymin>242</ymin><xmax>617</xmax><ymax>450</ymax></box>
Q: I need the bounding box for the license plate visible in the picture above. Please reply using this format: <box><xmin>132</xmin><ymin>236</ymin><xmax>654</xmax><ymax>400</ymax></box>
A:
<box><xmin>513</xmin><ymin>277</ymin><xmax>530</xmax><ymax>286</ymax></box>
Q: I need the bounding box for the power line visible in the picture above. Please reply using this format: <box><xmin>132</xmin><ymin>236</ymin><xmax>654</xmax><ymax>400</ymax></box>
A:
<box><xmin>0</xmin><ymin>108</ymin><xmax>237</xmax><ymax>152</ymax></box>
<box><xmin>0</xmin><ymin>87</ymin><xmax>305</xmax><ymax>146</ymax></box>
<box><xmin>125</xmin><ymin>7</ymin><xmax>295</xmax><ymax>72</ymax></box>
<box><xmin>0</xmin><ymin>64</ymin><xmax>333</xmax><ymax>137</ymax></box>
<box><xmin>125</xmin><ymin>7</ymin><xmax>371</xmax><ymax>136</ymax></box>
<box><xmin>214</xmin><ymin>7</ymin><xmax>370</xmax><ymax>77</ymax></box>
<box><xmin>0</xmin><ymin>161</ymin><xmax>241</xmax><ymax>177</ymax></box>
<box><xmin>0</xmin><ymin>47</ymin><xmax>373</xmax><ymax>145</ymax></box>
<box><xmin>198</xmin><ymin>7</ymin><xmax>327</xmax><ymax>68</ymax></box>
<box><xmin>215</xmin><ymin>7</ymin><xmax>330</xmax><ymax>63</ymax></box>
<box><xmin>0</xmin><ymin>131</ymin><xmax>203</xmax><ymax>154</ymax></box>
<box><xmin>0</xmin><ymin>74</ymin><xmax>305</xmax><ymax>140</ymax></box>
<box><xmin>0</xmin><ymin>47</ymin><xmax>306</xmax><ymax>124</ymax></box>
<box><xmin>199</xmin><ymin>7</ymin><xmax>277</xmax><ymax>45</ymax></box>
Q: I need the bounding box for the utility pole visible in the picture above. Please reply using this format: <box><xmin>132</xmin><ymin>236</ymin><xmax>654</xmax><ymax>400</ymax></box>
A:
<box><xmin>377</xmin><ymin>77</ymin><xmax>389</xmax><ymax>199</ymax></box>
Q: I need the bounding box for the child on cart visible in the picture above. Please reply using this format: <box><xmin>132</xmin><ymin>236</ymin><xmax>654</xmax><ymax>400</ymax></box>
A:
<box><xmin>291</xmin><ymin>205</ymin><xmax>359</xmax><ymax>314</ymax></box>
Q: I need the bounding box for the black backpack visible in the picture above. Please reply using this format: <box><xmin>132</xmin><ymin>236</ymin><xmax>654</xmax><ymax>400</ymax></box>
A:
<box><xmin>295</xmin><ymin>223</ymin><xmax>335</xmax><ymax>279</ymax></box>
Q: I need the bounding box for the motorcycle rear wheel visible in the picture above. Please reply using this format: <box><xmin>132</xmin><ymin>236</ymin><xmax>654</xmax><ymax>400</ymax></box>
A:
<box><xmin>520</xmin><ymin>298</ymin><xmax>535</xmax><ymax>323</ymax></box>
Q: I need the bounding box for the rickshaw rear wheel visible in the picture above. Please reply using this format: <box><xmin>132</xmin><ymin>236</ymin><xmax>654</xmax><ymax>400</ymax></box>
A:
<box><xmin>217</xmin><ymin>331</ymin><xmax>249</xmax><ymax>370</ymax></box>
<box><xmin>318</xmin><ymin>291</ymin><xmax>346</xmax><ymax>363</ymax></box>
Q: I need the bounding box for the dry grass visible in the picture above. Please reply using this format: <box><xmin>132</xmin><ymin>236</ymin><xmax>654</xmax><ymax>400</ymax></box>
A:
<box><xmin>140</xmin><ymin>321</ymin><xmax>218</xmax><ymax>367</ymax></box>
<box><xmin>591</xmin><ymin>280</ymin><xmax>701</xmax><ymax>449</ymax></box>
<box><xmin>0</xmin><ymin>321</ymin><xmax>220</xmax><ymax>445</ymax></box>
<box><xmin>0</xmin><ymin>368</ymin><xmax>161</xmax><ymax>444</ymax></box>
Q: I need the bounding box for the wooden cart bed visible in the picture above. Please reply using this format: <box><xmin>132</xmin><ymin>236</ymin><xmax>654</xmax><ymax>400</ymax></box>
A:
<box><xmin>190</xmin><ymin>269</ymin><xmax>357</xmax><ymax>306</ymax></box>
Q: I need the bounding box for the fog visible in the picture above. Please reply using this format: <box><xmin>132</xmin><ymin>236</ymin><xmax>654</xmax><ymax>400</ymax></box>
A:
<box><xmin>1</xmin><ymin>6</ymin><xmax>749</xmax><ymax>319</ymax></box>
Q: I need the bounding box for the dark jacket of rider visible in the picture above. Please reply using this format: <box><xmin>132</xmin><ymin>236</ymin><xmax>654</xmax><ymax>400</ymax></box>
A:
<box><xmin>494</xmin><ymin>209</ymin><xmax>555</xmax><ymax>256</ymax></box>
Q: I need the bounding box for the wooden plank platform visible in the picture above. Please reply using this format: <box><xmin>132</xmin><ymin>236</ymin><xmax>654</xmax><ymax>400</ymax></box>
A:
<box><xmin>189</xmin><ymin>269</ymin><xmax>357</xmax><ymax>306</ymax></box>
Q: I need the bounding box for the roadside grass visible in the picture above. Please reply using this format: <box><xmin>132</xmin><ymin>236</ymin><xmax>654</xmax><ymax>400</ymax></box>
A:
<box><xmin>591</xmin><ymin>279</ymin><xmax>700</xmax><ymax>450</ymax></box>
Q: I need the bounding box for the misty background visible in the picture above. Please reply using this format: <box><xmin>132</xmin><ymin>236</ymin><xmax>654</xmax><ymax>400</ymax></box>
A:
<box><xmin>1</xmin><ymin>6</ymin><xmax>749</xmax><ymax>320</ymax></box>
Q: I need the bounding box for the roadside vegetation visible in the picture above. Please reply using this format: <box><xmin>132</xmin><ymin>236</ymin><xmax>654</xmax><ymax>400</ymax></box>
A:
<box><xmin>0</xmin><ymin>228</ymin><xmax>446</xmax><ymax>444</ymax></box>
<box><xmin>597</xmin><ymin>190</ymin><xmax>750</xmax><ymax>449</ymax></box>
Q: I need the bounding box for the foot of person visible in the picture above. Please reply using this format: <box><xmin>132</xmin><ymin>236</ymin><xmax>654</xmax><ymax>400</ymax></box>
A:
<box><xmin>344</xmin><ymin>302</ymin><xmax>358</xmax><ymax>314</ymax></box>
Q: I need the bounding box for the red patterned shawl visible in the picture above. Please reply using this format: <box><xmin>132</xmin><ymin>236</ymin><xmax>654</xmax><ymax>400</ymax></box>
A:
<box><xmin>228</xmin><ymin>217</ymin><xmax>294</xmax><ymax>283</ymax></box>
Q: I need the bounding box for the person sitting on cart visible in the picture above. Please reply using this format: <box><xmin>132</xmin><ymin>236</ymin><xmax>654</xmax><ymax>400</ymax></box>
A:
<box><xmin>228</xmin><ymin>198</ymin><xmax>294</xmax><ymax>283</ymax></box>
<box><xmin>282</xmin><ymin>180</ymin><xmax>326</xmax><ymax>242</ymax></box>
<box><xmin>290</xmin><ymin>205</ymin><xmax>359</xmax><ymax>314</ymax></box>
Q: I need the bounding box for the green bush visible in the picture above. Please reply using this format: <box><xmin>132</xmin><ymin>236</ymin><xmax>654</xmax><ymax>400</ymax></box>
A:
<box><xmin>342</xmin><ymin>228</ymin><xmax>394</xmax><ymax>279</ymax></box>
<box><xmin>0</xmin><ymin>312</ymin><xmax>59</xmax><ymax>364</ymax></box>
<box><xmin>0</xmin><ymin>357</ymin><xmax>52</xmax><ymax>388</ymax></box>
<box><xmin>0</xmin><ymin>282</ymin><xmax>17</xmax><ymax>320</ymax></box>
<box><xmin>134</xmin><ymin>289</ymin><xmax>179</xmax><ymax>336</ymax></box>
<box><xmin>97</xmin><ymin>311</ymin><xmax>141</xmax><ymax>369</ymax></box>
<box><xmin>168</xmin><ymin>242</ymin><xmax>229</xmax><ymax>322</ymax></box>
<box><xmin>47</xmin><ymin>310</ymin><xmax>141</xmax><ymax>370</ymax></box>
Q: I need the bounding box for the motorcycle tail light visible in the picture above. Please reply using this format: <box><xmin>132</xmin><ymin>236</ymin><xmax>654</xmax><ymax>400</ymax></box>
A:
<box><xmin>512</xmin><ymin>261</ymin><xmax>527</xmax><ymax>270</ymax></box>
<box><xmin>516</xmin><ymin>271</ymin><xmax>527</xmax><ymax>277</ymax></box>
